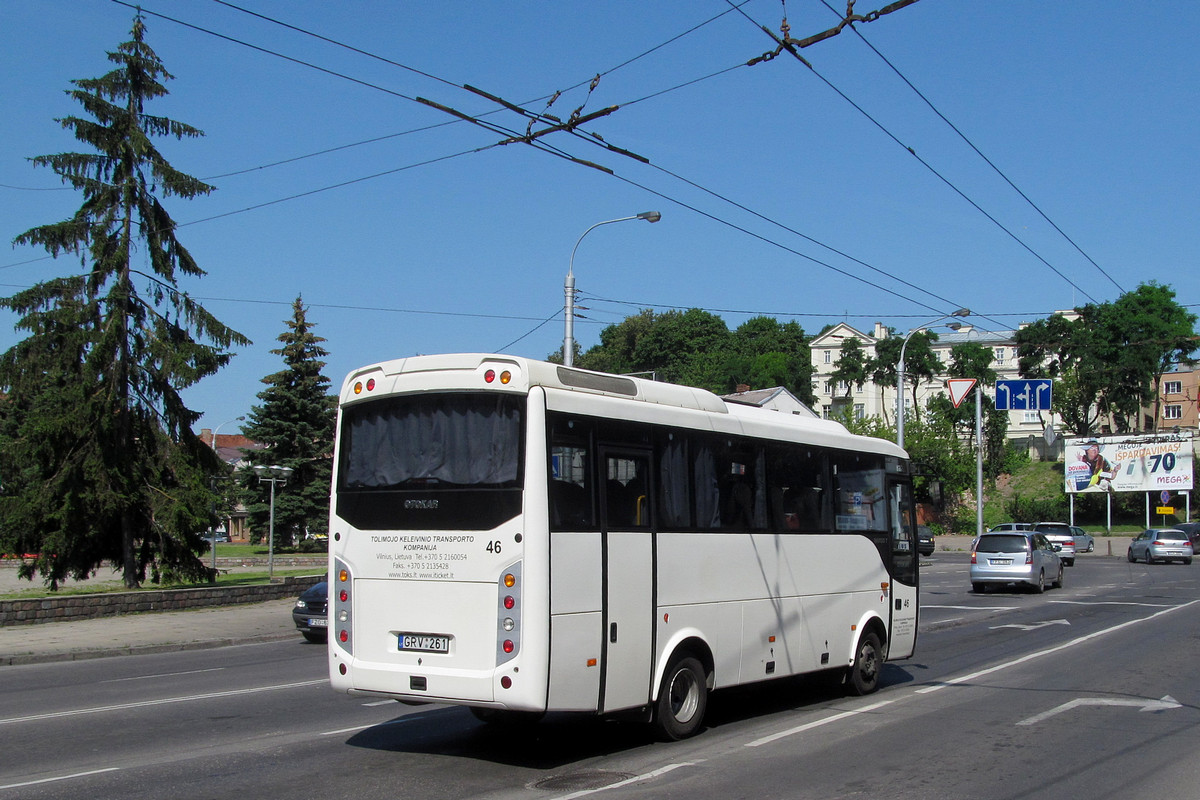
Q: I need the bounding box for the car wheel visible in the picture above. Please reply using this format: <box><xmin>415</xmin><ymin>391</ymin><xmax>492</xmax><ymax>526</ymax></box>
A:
<box><xmin>652</xmin><ymin>654</ymin><xmax>708</xmax><ymax>741</ymax></box>
<box><xmin>1052</xmin><ymin>564</ymin><xmax>1064</xmax><ymax>589</ymax></box>
<box><xmin>302</xmin><ymin>631</ymin><xmax>327</xmax><ymax>644</ymax></box>
<box><xmin>1087</xmin><ymin>542</ymin><xmax>1095</xmax><ymax>553</ymax></box>
<box><xmin>1033</xmin><ymin>570</ymin><xmax>1045</xmax><ymax>593</ymax></box>
<box><xmin>1064</xmin><ymin>558</ymin><xmax>1074</xmax><ymax>567</ymax></box>
<box><xmin>1145</xmin><ymin>551</ymin><xmax>1155</xmax><ymax>565</ymax></box>
<box><xmin>972</xmin><ymin>582</ymin><xmax>986</xmax><ymax>594</ymax></box>
<box><xmin>847</xmin><ymin>631</ymin><xmax>883</xmax><ymax>696</ymax></box>
<box><xmin>1185</xmin><ymin>558</ymin><xmax>1193</xmax><ymax>566</ymax></box>
<box><xmin>1127</xmin><ymin>547</ymin><xmax>1135</xmax><ymax>562</ymax></box>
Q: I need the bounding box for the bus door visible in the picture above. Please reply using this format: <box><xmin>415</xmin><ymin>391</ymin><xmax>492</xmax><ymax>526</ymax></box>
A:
<box><xmin>886</xmin><ymin>479</ymin><xmax>918</xmax><ymax>659</ymax></box>
<box><xmin>598</xmin><ymin>448</ymin><xmax>655</xmax><ymax>713</ymax></box>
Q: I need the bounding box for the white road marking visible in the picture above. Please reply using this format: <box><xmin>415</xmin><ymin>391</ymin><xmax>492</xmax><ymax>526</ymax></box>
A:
<box><xmin>0</xmin><ymin>680</ymin><xmax>326</xmax><ymax>726</ymax></box>
<box><xmin>551</xmin><ymin>762</ymin><xmax>700</xmax><ymax>800</ymax></box>
<box><xmin>1017</xmin><ymin>695</ymin><xmax>1181</xmax><ymax>726</ymax></box>
<box><xmin>918</xmin><ymin>598</ymin><xmax>1200</xmax><ymax>694</ymax></box>
<box><xmin>102</xmin><ymin>667</ymin><xmax>225</xmax><ymax>683</ymax></box>
<box><xmin>0</xmin><ymin>767</ymin><xmax>119</xmax><ymax>790</ymax></box>
<box><xmin>745</xmin><ymin>699</ymin><xmax>896</xmax><ymax>747</ymax></box>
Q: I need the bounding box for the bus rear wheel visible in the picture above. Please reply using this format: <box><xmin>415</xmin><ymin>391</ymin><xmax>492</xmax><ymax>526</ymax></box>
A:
<box><xmin>847</xmin><ymin>631</ymin><xmax>882</xmax><ymax>696</ymax></box>
<box><xmin>652</xmin><ymin>655</ymin><xmax>707</xmax><ymax>741</ymax></box>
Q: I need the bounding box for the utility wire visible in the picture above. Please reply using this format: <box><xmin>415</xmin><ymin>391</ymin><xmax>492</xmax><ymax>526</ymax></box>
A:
<box><xmin>816</xmin><ymin>0</ymin><xmax>1126</xmax><ymax>296</ymax></box>
<box><xmin>728</xmin><ymin>1</ymin><xmax>1099</xmax><ymax>305</ymax></box>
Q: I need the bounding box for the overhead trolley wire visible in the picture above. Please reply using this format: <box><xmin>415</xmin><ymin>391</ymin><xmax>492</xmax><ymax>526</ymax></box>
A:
<box><xmin>815</xmin><ymin>0</ymin><xmax>1126</xmax><ymax>296</ymax></box>
<box><xmin>727</xmin><ymin>0</ymin><xmax>1101</xmax><ymax>306</ymax></box>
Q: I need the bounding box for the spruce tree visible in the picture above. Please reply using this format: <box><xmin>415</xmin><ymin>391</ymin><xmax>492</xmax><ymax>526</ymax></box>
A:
<box><xmin>0</xmin><ymin>16</ymin><xmax>248</xmax><ymax>588</ymax></box>
<box><xmin>241</xmin><ymin>298</ymin><xmax>335</xmax><ymax>549</ymax></box>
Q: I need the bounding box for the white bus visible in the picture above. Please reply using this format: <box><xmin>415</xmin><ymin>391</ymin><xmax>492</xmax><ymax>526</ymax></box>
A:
<box><xmin>328</xmin><ymin>354</ymin><xmax>918</xmax><ymax>739</ymax></box>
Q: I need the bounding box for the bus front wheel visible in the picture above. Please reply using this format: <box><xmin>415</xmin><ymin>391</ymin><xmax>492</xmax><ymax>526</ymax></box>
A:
<box><xmin>652</xmin><ymin>655</ymin><xmax>707</xmax><ymax>741</ymax></box>
<box><xmin>847</xmin><ymin>631</ymin><xmax>882</xmax><ymax>696</ymax></box>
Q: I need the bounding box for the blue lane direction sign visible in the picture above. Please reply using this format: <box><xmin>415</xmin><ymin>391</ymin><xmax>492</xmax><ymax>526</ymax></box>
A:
<box><xmin>995</xmin><ymin>379</ymin><xmax>1052</xmax><ymax>411</ymax></box>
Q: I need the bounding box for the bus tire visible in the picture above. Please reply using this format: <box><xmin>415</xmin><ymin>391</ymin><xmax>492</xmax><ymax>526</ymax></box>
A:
<box><xmin>847</xmin><ymin>630</ymin><xmax>882</xmax><ymax>696</ymax></box>
<box><xmin>652</xmin><ymin>655</ymin><xmax>707</xmax><ymax>741</ymax></box>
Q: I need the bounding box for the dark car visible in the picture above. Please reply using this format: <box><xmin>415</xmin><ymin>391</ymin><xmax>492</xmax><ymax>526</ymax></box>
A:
<box><xmin>1175</xmin><ymin>522</ymin><xmax>1200</xmax><ymax>552</ymax></box>
<box><xmin>917</xmin><ymin>525</ymin><xmax>935</xmax><ymax>556</ymax></box>
<box><xmin>292</xmin><ymin>581</ymin><xmax>328</xmax><ymax>642</ymax></box>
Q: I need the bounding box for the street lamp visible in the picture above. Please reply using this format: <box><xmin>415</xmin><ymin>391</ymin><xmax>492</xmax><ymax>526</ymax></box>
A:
<box><xmin>897</xmin><ymin>308</ymin><xmax>970</xmax><ymax>449</ymax></box>
<box><xmin>564</xmin><ymin>211</ymin><xmax>661</xmax><ymax>367</ymax></box>
<box><xmin>253</xmin><ymin>465</ymin><xmax>293</xmax><ymax>580</ymax></box>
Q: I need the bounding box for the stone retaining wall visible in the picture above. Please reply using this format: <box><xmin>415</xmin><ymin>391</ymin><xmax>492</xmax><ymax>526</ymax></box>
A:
<box><xmin>0</xmin><ymin>574</ymin><xmax>323</xmax><ymax>627</ymax></box>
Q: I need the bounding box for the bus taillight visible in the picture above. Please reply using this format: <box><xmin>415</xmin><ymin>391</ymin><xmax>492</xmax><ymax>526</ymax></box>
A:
<box><xmin>496</xmin><ymin>563</ymin><xmax>521</xmax><ymax>665</ymax></box>
<box><xmin>334</xmin><ymin>558</ymin><xmax>353</xmax><ymax>655</ymax></box>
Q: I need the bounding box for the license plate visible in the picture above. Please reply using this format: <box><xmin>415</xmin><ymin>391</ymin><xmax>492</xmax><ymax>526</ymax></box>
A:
<box><xmin>991</xmin><ymin>558</ymin><xmax>1012</xmax><ymax>565</ymax></box>
<box><xmin>398</xmin><ymin>634</ymin><xmax>450</xmax><ymax>653</ymax></box>
<box><xmin>309</xmin><ymin>617</ymin><xmax>328</xmax><ymax>627</ymax></box>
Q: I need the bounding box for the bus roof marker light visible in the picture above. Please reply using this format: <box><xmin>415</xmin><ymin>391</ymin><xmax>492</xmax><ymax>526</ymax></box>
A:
<box><xmin>504</xmin><ymin>573</ymin><xmax>516</xmax><ymax>588</ymax></box>
<box><xmin>339</xmin><ymin>569</ymin><xmax>348</xmax><ymax>582</ymax></box>
<box><xmin>366</xmin><ymin>378</ymin><xmax>375</xmax><ymax>391</ymax></box>
<box><xmin>353</xmin><ymin>382</ymin><xmax>363</xmax><ymax>394</ymax></box>
<box><xmin>500</xmin><ymin>370</ymin><xmax>512</xmax><ymax>384</ymax></box>
<box><xmin>484</xmin><ymin>369</ymin><xmax>496</xmax><ymax>383</ymax></box>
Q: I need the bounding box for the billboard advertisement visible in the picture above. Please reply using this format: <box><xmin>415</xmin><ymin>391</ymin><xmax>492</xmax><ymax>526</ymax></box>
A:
<box><xmin>1064</xmin><ymin>434</ymin><xmax>1194</xmax><ymax>494</ymax></box>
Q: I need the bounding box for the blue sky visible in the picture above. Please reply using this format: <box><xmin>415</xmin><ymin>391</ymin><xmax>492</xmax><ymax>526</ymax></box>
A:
<box><xmin>2</xmin><ymin>0</ymin><xmax>1197</xmax><ymax>433</ymax></box>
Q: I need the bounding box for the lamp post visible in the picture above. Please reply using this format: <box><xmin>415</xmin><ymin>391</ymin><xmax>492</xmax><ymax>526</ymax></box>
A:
<box><xmin>896</xmin><ymin>308</ymin><xmax>970</xmax><ymax>449</ymax></box>
<box><xmin>208</xmin><ymin>416</ymin><xmax>244</xmax><ymax>571</ymax></box>
<box><xmin>253</xmin><ymin>465</ymin><xmax>293</xmax><ymax>580</ymax></box>
<box><xmin>564</xmin><ymin>211</ymin><xmax>661</xmax><ymax>367</ymax></box>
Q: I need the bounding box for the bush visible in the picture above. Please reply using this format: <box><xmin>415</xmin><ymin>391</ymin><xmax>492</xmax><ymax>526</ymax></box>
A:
<box><xmin>1005</xmin><ymin>492</ymin><xmax>1066</xmax><ymax>523</ymax></box>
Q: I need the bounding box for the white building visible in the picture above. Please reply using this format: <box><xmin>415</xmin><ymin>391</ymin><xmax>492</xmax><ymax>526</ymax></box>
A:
<box><xmin>808</xmin><ymin>322</ymin><xmax>1059</xmax><ymax>448</ymax></box>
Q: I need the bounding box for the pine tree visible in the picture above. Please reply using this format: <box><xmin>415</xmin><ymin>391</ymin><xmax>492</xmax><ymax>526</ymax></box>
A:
<box><xmin>0</xmin><ymin>16</ymin><xmax>248</xmax><ymax>589</ymax></box>
<box><xmin>241</xmin><ymin>298</ymin><xmax>335</xmax><ymax>549</ymax></box>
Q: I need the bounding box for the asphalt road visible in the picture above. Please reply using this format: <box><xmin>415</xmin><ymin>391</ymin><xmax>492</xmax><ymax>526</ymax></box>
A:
<box><xmin>2</xmin><ymin>550</ymin><xmax>1197</xmax><ymax>800</ymax></box>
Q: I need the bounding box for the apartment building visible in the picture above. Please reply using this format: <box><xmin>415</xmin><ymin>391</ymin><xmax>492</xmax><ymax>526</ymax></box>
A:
<box><xmin>808</xmin><ymin>322</ymin><xmax>1056</xmax><ymax>445</ymax></box>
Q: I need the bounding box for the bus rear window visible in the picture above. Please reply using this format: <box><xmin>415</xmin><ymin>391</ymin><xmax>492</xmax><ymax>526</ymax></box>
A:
<box><xmin>341</xmin><ymin>393</ymin><xmax>523</xmax><ymax>490</ymax></box>
<box><xmin>336</xmin><ymin>393</ymin><xmax>524</xmax><ymax>530</ymax></box>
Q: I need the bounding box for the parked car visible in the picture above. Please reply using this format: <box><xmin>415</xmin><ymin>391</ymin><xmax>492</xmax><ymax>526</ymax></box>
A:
<box><xmin>988</xmin><ymin>522</ymin><xmax>1031</xmax><ymax>532</ymax></box>
<box><xmin>1127</xmin><ymin>529</ymin><xmax>1193</xmax><ymax>565</ymax></box>
<box><xmin>1033</xmin><ymin>522</ymin><xmax>1077</xmax><ymax>566</ymax></box>
<box><xmin>917</xmin><ymin>525</ymin><xmax>935</xmax><ymax>556</ymax></box>
<box><xmin>292</xmin><ymin>581</ymin><xmax>329</xmax><ymax>642</ymax></box>
<box><xmin>1069</xmin><ymin>525</ymin><xmax>1095</xmax><ymax>553</ymax></box>
<box><xmin>970</xmin><ymin>531</ymin><xmax>1063</xmax><ymax>593</ymax></box>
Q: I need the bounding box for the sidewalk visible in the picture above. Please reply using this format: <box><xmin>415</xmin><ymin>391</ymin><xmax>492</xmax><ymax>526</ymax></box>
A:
<box><xmin>0</xmin><ymin>597</ymin><xmax>302</xmax><ymax>667</ymax></box>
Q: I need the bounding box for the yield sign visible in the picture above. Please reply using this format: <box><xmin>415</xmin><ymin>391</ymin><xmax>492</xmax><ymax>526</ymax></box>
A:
<box><xmin>947</xmin><ymin>378</ymin><xmax>977</xmax><ymax>408</ymax></box>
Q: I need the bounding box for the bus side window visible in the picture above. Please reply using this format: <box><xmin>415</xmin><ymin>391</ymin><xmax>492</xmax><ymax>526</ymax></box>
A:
<box><xmin>550</xmin><ymin>441</ymin><xmax>593</xmax><ymax>530</ymax></box>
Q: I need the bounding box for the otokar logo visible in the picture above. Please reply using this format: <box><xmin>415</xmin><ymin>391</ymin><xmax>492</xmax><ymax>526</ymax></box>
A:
<box><xmin>404</xmin><ymin>498</ymin><xmax>439</xmax><ymax>510</ymax></box>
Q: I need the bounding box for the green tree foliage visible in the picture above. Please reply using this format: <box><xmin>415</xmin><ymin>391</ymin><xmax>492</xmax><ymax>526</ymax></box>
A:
<box><xmin>0</xmin><ymin>16</ymin><xmax>247</xmax><ymax>589</ymax></box>
<box><xmin>868</xmin><ymin>330</ymin><xmax>944</xmax><ymax>426</ymax></box>
<box><xmin>240</xmin><ymin>298</ymin><xmax>335</xmax><ymax>548</ymax></box>
<box><xmin>574</xmin><ymin>310</ymin><xmax>815</xmax><ymax>402</ymax></box>
<box><xmin>829</xmin><ymin>336</ymin><xmax>870</xmax><ymax>398</ymax></box>
<box><xmin>1016</xmin><ymin>283</ymin><xmax>1197</xmax><ymax>435</ymax></box>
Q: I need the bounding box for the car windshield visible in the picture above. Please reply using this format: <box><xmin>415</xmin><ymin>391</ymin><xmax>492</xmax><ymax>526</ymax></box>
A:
<box><xmin>977</xmin><ymin>535</ymin><xmax>1029</xmax><ymax>553</ymax></box>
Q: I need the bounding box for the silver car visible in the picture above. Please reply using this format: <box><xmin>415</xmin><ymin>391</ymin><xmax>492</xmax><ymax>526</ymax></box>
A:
<box><xmin>1127</xmin><ymin>528</ymin><xmax>1193</xmax><ymax>565</ymax></box>
<box><xmin>1033</xmin><ymin>523</ymin><xmax>1077</xmax><ymax>566</ymax></box>
<box><xmin>1070</xmin><ymin>525</ymin><xmax>1095</xmax><ymax>553</ymax></box>
<box><xmin>971</xmin><ymin>532</ymin><xmax>1063</xmax><ymax>593</ymax></box>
